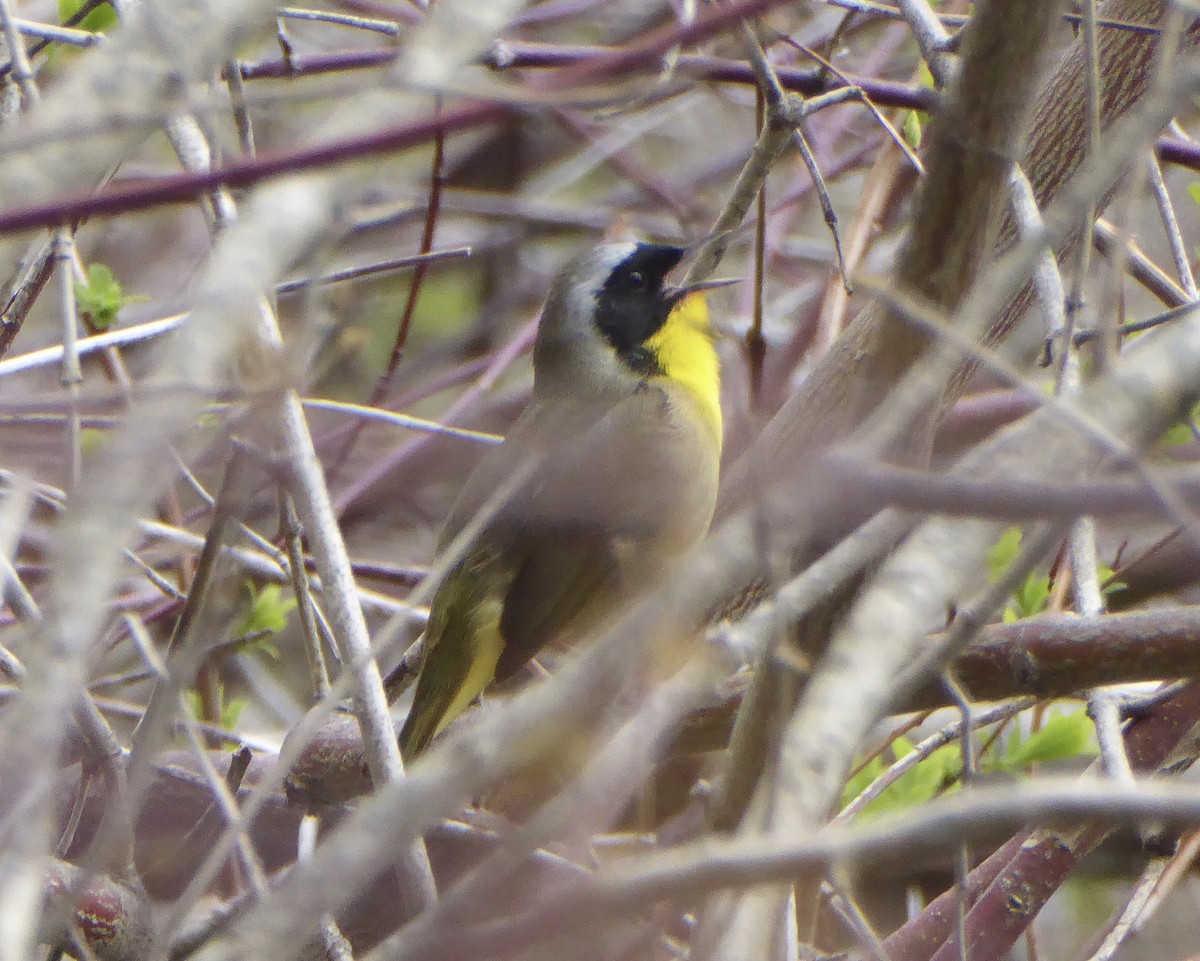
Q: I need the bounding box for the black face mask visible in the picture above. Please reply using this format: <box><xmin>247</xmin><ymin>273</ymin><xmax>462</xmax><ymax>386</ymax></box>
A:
<box><xmin>593</xmin><ymin>244</ymin><xmax>685</xmax><ymax>375</ymax></box>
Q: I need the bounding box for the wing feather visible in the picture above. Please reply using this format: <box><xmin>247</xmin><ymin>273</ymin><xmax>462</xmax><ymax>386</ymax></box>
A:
<box><xmin>401</xmin><ymin>382</ymin><xmax>716</xmax><ymax>756</ymax></box>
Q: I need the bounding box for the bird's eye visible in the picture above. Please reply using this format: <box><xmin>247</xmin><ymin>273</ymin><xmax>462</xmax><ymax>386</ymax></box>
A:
<box><xmin>628</xmin><ymin>271</ymin><xmax>646</xmax><ymax>290</ymax></box>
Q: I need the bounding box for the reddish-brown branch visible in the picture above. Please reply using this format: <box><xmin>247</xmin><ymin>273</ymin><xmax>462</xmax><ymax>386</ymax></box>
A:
<box><xmin>236</xmin><ymin>42</ymin><xmax>937</xmax><ymax>109</ymax></box>
<box><xmin>921</xmin><ymin>607</ymin><xmax>1200</xmax><ymax>706</ymax></box>
<box><xmin>823</xmin><ymin>451</ymin><xmax>1200</xmax><ymax>521</ymax></box>
<box><xmin>885</xmin><ymin>680</ymin><xmax>1200</xmax><ymax>961</ymax></box>
<box><xmin>675</xmin><ymin>606</ymin><xmax>1200</xmax><ymax>754</ymax></box>
<box><xmin>325</xmin><ymin>98</ymin><xmax>447</xmax><ymax>481</ymax></box>
<box><xmin>240</xmin><ymin>45</ymin><xmax>1200</xmax><ymax>176</ymax></box>
<box><xmin>0</xmin><ymin>241</ymin><xmax>55</xmax><ymax>359</ymax></box>
<box><xmin>374</xmin><ymin>104</ymin><xmax>445</xmax><ymax>394</ymax></box>
<box><xmin>6</xmin><ymin>37</ymin><xmax>1200</xmax><ymax>239</ymax></box>
<box><xmin>0</xmin><ymin>0</ymin><xmax>785</xmax><ymax>236</ymax></box>
<box><xmin>485</xmin><ymin>42</ymin><xmax>938</xmax><ymax>110</ymax></box>
<box><xmin>0</xmin><ymin>101</ymin><xmax>499</xmax><ymax>235</ymax></box>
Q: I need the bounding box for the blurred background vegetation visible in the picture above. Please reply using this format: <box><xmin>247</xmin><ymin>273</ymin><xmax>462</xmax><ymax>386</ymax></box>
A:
<box><xmin>5</xmin><ymin>1</ymin><xmax>1200</xmax><ymax>960</ymax></box>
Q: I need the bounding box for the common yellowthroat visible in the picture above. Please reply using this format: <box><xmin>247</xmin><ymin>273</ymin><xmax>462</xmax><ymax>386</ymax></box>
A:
<box><xmin>399</xmin><ymin>241</ymin><xmax>725</xmax><ymax>758</ymax></box>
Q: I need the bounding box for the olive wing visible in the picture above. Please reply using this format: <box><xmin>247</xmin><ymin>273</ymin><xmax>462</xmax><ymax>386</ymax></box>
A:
<box><xmin>493</xmin><ymin>530</ymin><xmax>623</xmax><ymax>683</ymax></box>
<box><xmin>403</xmin><ymin>384</ymin><xmax>712</xmax><ymax>755</ymax></box>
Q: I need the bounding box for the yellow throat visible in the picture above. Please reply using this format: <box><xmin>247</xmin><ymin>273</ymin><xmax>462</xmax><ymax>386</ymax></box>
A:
<box><xmin>643</xmin><ymin>291</ymin><xmax>723</xmax><ymax>445</ymax></box>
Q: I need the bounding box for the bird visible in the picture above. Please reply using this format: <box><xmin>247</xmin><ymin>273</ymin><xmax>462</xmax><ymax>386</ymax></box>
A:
<box><xmin>398</xmin><ymin>240</ymin><xmax>727</xmax><ymax>759</ymax></box>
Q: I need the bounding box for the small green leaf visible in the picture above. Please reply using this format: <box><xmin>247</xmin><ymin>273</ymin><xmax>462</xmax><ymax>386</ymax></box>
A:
<box><xmin>74</xmin><ymin>263</ymin><xmax>145</xmax><ymax>331</ymax></box>
<box><xmin>1001</xmin><ymin>722</ymin><xmax>1025</xmax><ymax>762</ymax></box>
<box><xmin>194</xmin><ymin>411</ymin><xmax>221</xmax><ymax>432</ymax></box>
<box><xmin>900</xmin><ymin>64</ymin><xmax>935</xmax><ymax>151</ymax></box>
<box><xmin>184</xmin><ymin>685</ymin><xmax>247</xmax><ymax>740</ymax></box>
<box><xmin>221</xmin><ymin>695</ymin><xmax>248</xmax><ymax>732</ymax></box>
<box><xmin>234</xmin><ymin>582</ymin><xmax>296</xmax><ymax>639</ymax></box>
<box><xmin>998</xmin><ymin>709</ymin><xmax>1096</xmax><ymax>770</ymax></box>
<box><xmin>242</xmin><ymin>632</ymin><xmax>282</xmax><ymax>661</ymax></box>
<box><xmin>987</xmin><ymin>528</ymin><xmax>1023</xmax><ymax>578</ymax></box>
<box><xmin>988</xmin><ymin>528</ymin><xmax>1051</xmax><ymax>621</ymax></box>
<box><xmin>1011</xmin><ymin>571</ymin><xmax>1051</xmax><ymax>620</ymax></box>
<box><xmin>1097</xmin><ymin>562</ymin><xmax>1127</xmax><ymax>597</ymax></box>
<box><xmin>842</xmin><ymin>739</ymin><xmax>961</xmax><ymax>818</ymax></box>
<box><xmin>1189</xmin><ymin>182</ymin><xmax>1200</xmax><ymax>207</ymax></box>
<box><xmin>875</xmin><ymin>742</ymin><xmax>959</xmax><ymax>813</ymax></box>
<box><xmin>841</xmin><ymin>755</ymin><xmax>886</xmax><ymax>807</ymax></box>
<box><xmin>1160</xmin><ymin>400</ymin><xmax>1200</xmax><ymax>447</ymax></box>
<box><xmin>58</xmin><ymin>0</ymin><xmax>117</xmax><ymax>32</ymax></box>
<box><xmin>79</xmin><ymin>427</ymin><xmax>107</xmax><ymax>453</ymax></box>
<box><xmin>902</xmin><ymin>110</ymin><xmax>923</xmax><ymax>149</ymax></box>
<box><xmin>1161</xmin><ymin>421</ymin><xmax>1198</xmax><ymax>447</ymax></box>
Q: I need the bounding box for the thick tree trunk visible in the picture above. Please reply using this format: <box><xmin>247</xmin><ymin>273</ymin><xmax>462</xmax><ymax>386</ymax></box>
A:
<box><xmin>712</xmin><ymin>0</ymin><xmax>1196</xmax><ymax>831</ymax></box>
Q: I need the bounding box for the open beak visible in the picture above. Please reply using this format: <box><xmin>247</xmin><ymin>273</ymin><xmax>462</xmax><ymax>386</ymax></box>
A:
<box><xmin>666</xmin><ymin>277</ymin><xmax>739</xmax><ymax>304</ymax></box>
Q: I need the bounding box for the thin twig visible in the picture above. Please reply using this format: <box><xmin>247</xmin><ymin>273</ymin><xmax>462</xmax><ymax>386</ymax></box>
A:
<box><xmin>858</xmin><ymin>275</ymin><xmax>1200</xmax><ymax>554</ymax></box>
<box><xmin>0</xmin><ymin>239</ymin><xmax>54</xmax><ymax>360</ymax></box>
<box><xmin>0</xmin><ymin>0</ymin><xmax>40</xmax><ymax>105</ymax></box>
<box><xmin>823</xmin><ymin>874</ymin><xmax>889</xmax><ymax>961</ymax></box>
<box><xmin>354</xmin><ymin>779</ymin><xmax>1200</xmax><ymax>961</ymax></box>
<box><xmin>1081</xmin><ymin>859</ymin><xmax>1168</xmax><ymax>961</ymax></box>
<box><xmin>1147</xmin><ymin>154</ymin><xmax>1198</xmax><ymax>298</ymax></box>
<box><xmin>748</xmin><ymin>88</ymin><xmax>767</xmax><ymax>408</ymax></box>
<box><xmin>55</xmin><ymin>229</ymin><xmax>83</xmax><ymax>491</ymax></box>
<box><xmin>1071</xmin><ymin>298</ymin><xmax>1200</xmax><ymax>348</ymax></box>
<box><xmin>9</xmin><ymin>19</ymin><xmax>100</xmax><ymax>47</ymax></box>
<box><xmin>278</xmin><ymin>489</ymin><xmax>331</xmax><ymax>701</ymax></box>
<box><xmin>1088</xmin><ymin>690</ymin><xmax>1135</xmax><ymax>785</ymax></box>
<box><xmin>178</xmin><ymin>698</ymin><xmax>268</xmax><ymax>895</ymax></box>
<box><xmin>1130</xmin><ymin>831</ymin><xmax>1200</xmax><ymax>936</ymax></box>
<box><xmin>129</xmin><ymin>447</ymin><xmax>251</xmax><ymax>762</ymax></box>
<box><xmin>0</xmin><ymin>247</ymin><xmax>471</xmax><ymax>378</ymax></box>
<box><xmin>0</xmin><ymin>479</ymin><xmax>38</xmax><ymax>625</ymax></box>
<box><xmin>823</xmin><ymin>0</ymin><xmax>1159</xmax><ymax>35</ymax></box>
<box><xmin>296</xmin><ymin>815</ymin><xmax>356</xmax><ymax>961</ymax></box>
<box><xmin>225</xmin><ymin>59</ymin><xmax>256</xmax><ymax>157</ymax></box>
<box><xmin>733</xmin><ymin>22</ymin><xmax>851</xmax><ymax>291</ymax></box>
<box><xmin>771</xmin><ymin>33</ymin><xmax>923</xmax><ymax>174</ymax></box>
<box><xmin>1093</xmin><ymin>218</ymin><xmax>1189</xmax><ymax>308</ymax></box>
<box><xmin>835</xmin><ymin>698</ymin><xmax>1035</xmax><ymax>823</ymax></box>
<box><xmin>894</xmin><ymin>0</ymin><xmax>953</xmax><ymax>86</ymax></box>
<box><xmin>326</xmin><ymin>108</ymin><xmax>446</xmax><ymax>482</ymax></box>
<box><xmin>0</xmin><ymin>0</ymin><xmax>106</xmax><ymax>78</ymax></box>
<box><xmin>275</xmin><ymin>246</ymin><xmax>470</xmax><ymax>294</ymax></box>
<box><xmin>279</xmin><ymin>6</ymin><xmax>401</xmax><ymax>36</ymax></box>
